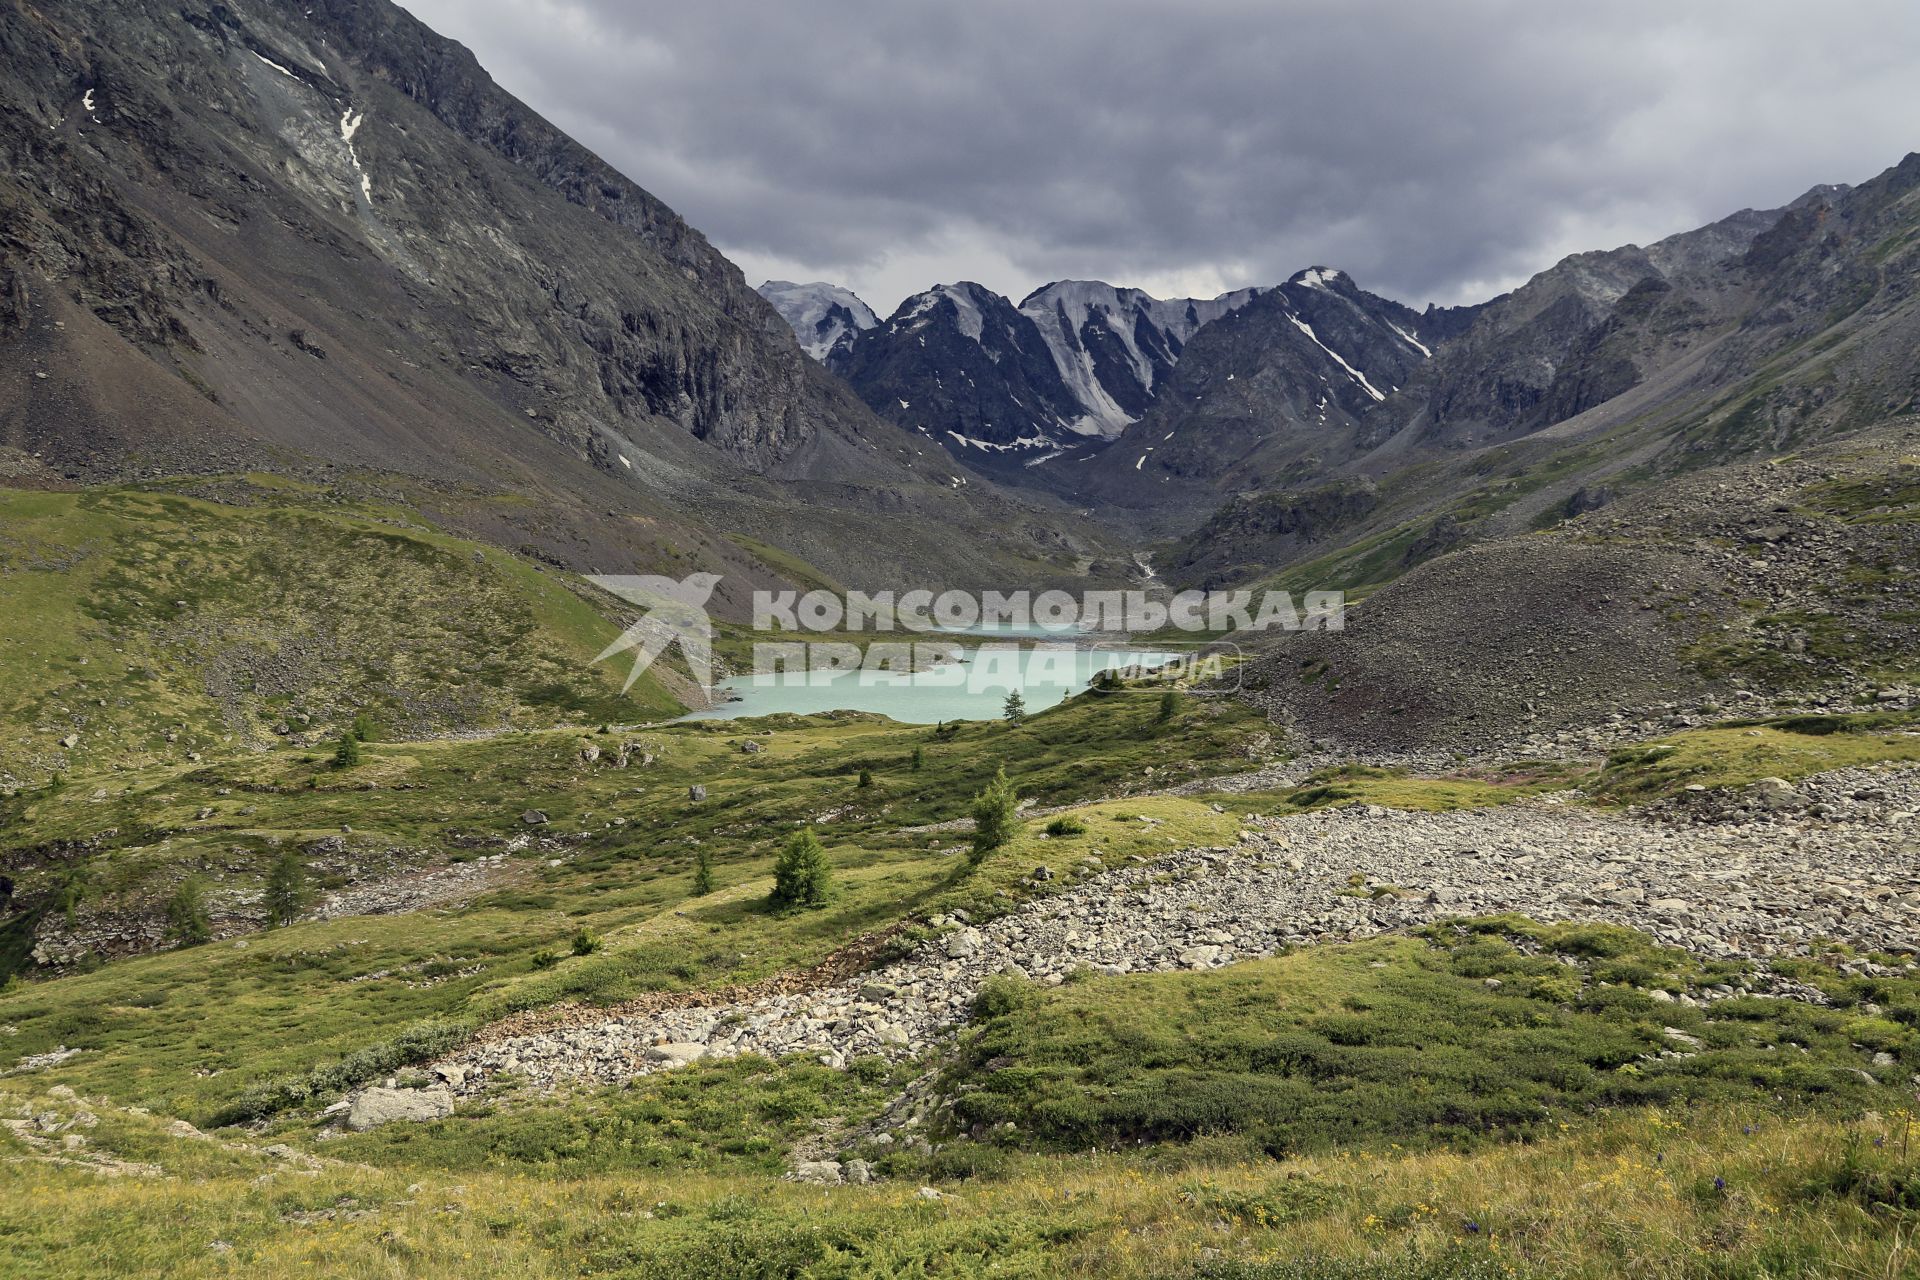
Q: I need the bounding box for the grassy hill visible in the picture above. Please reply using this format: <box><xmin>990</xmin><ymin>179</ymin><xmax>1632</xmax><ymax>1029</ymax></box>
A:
<box><xmin>0</xmin><ymin>476</ymin><xmax>687</xmax><ymax>787</ymax></box>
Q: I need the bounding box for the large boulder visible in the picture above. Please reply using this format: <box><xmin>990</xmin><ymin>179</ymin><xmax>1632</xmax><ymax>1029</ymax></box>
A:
<box><xmin>642</xmin><ymin>1042</ymin><xmax>708</xmax><ymax>1068</ymax></box>
<box><xmin>792</xmin><ymin>1160</ymin><xmax>844</xmax><ymax>1184</ymax></box>
<box><xmin>944</xmin><ymin>927</ymin><xmax>985</xmax><ymax>959</ymax></box>
<box><xmin>345</xmin><ymin>1087</ymin><xmax>454</xmax><ymax>1131</ymax></box>
<box><xmin>1749</xmin><ymin>777</ymin><xmax>1799</xmax><ymax>811</ymax></box>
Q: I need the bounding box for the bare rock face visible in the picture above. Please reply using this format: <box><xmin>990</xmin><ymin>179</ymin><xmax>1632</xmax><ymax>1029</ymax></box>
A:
<box><xmin>1074</xmin><ymin>269</ymin><xmax>1439</xmax><ymax>512</ymax></box>
<box><xmin>345</xmin><ymin>1086</ymin><xmax>453</xmax><ymax>1131</ymax></box>
<box><xmin>0</xmin><ymin>0</ymin><xmax>831</xmax><ymax>471</ymax></box>
<box><xmin>0</xmin><ymin>0</ymin><xmax>1068</xmax><ymax>592</ymax></box>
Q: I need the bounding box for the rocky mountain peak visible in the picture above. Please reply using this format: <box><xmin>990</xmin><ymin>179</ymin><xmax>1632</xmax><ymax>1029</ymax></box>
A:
<box><xmin>1016</xmin><ymin>280</ymin><xmax>1267</xmax><ymax>436</ymax></box>
<box><xmin>826</xmin><ymin>276</ymin><xmax>1276</xmax><ymax>476</ymax></box>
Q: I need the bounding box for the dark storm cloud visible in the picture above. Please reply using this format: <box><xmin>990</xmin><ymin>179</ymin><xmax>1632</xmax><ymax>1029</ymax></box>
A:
<box><xmin>399</xmin><ymin>0</ymin><xmax>1920</xmax><ymax>314</ymax></box>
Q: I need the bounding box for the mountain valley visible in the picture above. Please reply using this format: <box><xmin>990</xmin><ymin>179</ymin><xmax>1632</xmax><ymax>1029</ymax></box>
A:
<box><xmin>2</xmin><ymin>2</ymin><xmax>1918</xmax><ymax>1277</ymax></box>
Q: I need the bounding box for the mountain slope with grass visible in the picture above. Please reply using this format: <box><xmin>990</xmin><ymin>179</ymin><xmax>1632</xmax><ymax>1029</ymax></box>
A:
<box><xmin>0</xmin><ymin>477</ymin><xmax>699</xmax><ymax>789</ymax></box>
<box><xmin>0</xmin><ymin>0</ymin><xmax>1093</xmax><ymax>590</ymax></box>
<box><xmin>1241</xmin><ymin>417</ymin><xmax>1920</xmax><ymax>752</ymax></box>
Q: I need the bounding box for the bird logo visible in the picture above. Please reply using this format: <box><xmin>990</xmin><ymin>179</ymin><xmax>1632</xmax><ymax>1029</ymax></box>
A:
<box><xmin>585</xmin><ymin>572</ymin><xmax>722</xmax><ymax>692</ymax></box>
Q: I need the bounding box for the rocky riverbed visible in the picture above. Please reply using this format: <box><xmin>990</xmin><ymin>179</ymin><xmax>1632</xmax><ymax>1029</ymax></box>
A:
<box><xmin>411</xmin><ymin>763</ymin><xmax>1920</xmax><ymax>1102</ymax></box>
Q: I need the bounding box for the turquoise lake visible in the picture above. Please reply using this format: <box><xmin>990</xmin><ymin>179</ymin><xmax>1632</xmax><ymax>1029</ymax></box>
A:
<box><xmin>680</xmin><ymin>639</ymin><xmax>1193</xmax><ymax>723</ymax></box>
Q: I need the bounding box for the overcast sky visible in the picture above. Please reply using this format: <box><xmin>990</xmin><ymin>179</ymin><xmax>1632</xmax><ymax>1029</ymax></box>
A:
<box><xmin>400</xmin><ymin>0</ymin><xmax>1920</xmax><ymax>317</ymax></box>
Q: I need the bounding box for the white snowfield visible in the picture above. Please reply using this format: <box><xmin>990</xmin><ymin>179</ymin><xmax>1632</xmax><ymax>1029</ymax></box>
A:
<box><xmin>898</xmin><ymin>282</ymin><xmax>990</xmax><ymax>342</ymax></box>
<box><xmin>756</xmin><ymin>280</ymin><xmax>880</xmax><ymax>362</ymax></box>
<box><xmin>1018</xmin><ymin>280</ymin><xmax>1264</xmax><ymax>439</ymax></box>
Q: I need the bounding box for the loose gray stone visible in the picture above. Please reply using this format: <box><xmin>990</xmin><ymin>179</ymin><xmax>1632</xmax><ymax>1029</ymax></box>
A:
<box><xmin>345</xmin><ymin>1088</ymin><xmax>454</xmax><ymax>1131</ymax></box>
<box><xmin>642</xmin><ymin>1042</ymin><xmax>707</xmax><ymax>1068</ymax></box>
<box><xmin>793</xmin><ymin>1160</ymin><xmax>843</xmax><ymax>1184</ymax></box>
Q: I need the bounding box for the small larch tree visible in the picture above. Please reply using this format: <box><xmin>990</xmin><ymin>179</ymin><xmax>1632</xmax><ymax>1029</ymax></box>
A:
<box><xmin>771</xmin><ymin>829</ymin><xmax>833</xmax><ymax>908</ymax></box>
<box><xmin>332</xmin><ymin>733</ymin><xmax>361</xmax><ymax>769</ymax></box>
<box><xmin>1158</xmin><ymin>689</ymin><xmax>1179</xmax><ymax>723</ymax></box>
<box><xmin>165</xmin><ymin>876</ymin><xmax>212</xmax><ymax>945</ymax></box>
<box><xmin>1003</xmin><ymin>690</ymin><xmax>1027</xmax><ymax>725</ymax></box>
<box><xmin>263</xmin><ymin>849</ymin><xmax>310</xmax><ymax>927</ymax></box>
<box><xmin>693</xmin><ymin>847</ymin><xmax>715</xmax><ymax>896</ymax></box>
<box><xmin>969</xmin><ymin>765</ymin><xmax>1022</xmax><ymax>866</ymax></box>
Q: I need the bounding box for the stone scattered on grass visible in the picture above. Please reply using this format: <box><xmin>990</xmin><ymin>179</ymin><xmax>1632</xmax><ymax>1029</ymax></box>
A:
<box><xmin>345</xmin><ymin>1087</ymin><xmax>454</xmax><ymax>1131</ymax></box>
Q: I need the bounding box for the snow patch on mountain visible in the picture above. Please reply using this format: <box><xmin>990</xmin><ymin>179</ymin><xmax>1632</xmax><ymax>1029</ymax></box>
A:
<box><xmin>340</xmin><ymin>108</ymin><xmax>371</xmax><ymax>202</ymax></box>
<box><xmin>1286</xmin><ymin>314</ymin><xmax>1385</xmax><ymax>401</ymax></box>
<box><xmin>757</xmin><ymin>280</ymin><xmax>880</xmax><ymax>362</ymax></box>
<box><xmin>1388</xmin><ymin>321</ymin><xmax>1432</xmax><ymax>358</ymax></box>
<box><xmin>945</xmin><ymin>430</ymin><xmax>1051</xmax><ymax>453</ymax></box>
<box><xmin>1017</xmin><ymin>281</ymin><xmax>1264</xmax><ymax>438</ymax></box>
<box><xmin>898</xmin><ymin>283</ymin><xmax>990</xmax><ymax>342</ymax></box>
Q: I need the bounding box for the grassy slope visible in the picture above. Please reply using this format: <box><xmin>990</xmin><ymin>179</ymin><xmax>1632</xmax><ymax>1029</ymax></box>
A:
<box><xmin>1208</xmin><ymin>715</ymin><xmax>1920</xmax><ymax>816</ymax></box>
<box><xmin>0</xmin><ymin>692</ymin><xmax>1266</xmax><ymax>1119</ymax></box>
<box><xmin>3</xmin><ymin>696</ymin><xmax>1919</xmax><ymax>1274</ymax></box>
<box><xmin>1</xmin><ymin>1033</ymin><xmax>1915</xmax><ymax>1277</ymax></box>
<box><xmin>0</xmin><ymin>479</ymin><xmax>681</xmax><ymax>786</ymax></box>
<box><xmin>1590</xmin><ymin>714</ymin><xmax>1920</xmax><ymax>802</ymax></box>
<box><xmin>1209</xmin><ymin>761</ymin><xmax>1586</xmax><ymax>817</ymax></box>
<box><xmin>4</xmin><ymin>707</ymin><xmax>1914</xmax><ymax>1122</ymax></box>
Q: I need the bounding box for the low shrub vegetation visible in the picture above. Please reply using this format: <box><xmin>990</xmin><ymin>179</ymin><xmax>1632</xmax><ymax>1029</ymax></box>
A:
<box><xmin>938</xmin><ymin>923</ymin><xmax>1914</xmax><ymax>1158</ymax></box>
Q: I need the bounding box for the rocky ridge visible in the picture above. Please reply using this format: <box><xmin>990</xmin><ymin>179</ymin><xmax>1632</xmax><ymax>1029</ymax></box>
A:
<box><xmin>827</xmin><ymin>277</ymin><xmax>1303</xmax><ymax>481</ymax></box>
